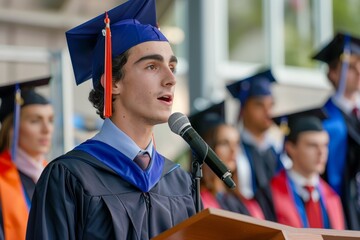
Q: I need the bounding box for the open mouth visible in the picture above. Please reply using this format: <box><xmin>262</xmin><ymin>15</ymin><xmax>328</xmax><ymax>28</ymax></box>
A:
<box><xmin>158</xmin><ymin>95</ymin><xmax>173</xmax><ymax>103</ymax></box>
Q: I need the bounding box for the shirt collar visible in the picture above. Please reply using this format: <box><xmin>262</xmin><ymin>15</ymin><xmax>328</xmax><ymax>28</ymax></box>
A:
<box><xmin>287</xmin><ymin>169</ymin><xmax>320</xmax><ymax>201</ymax></box>
<box><xmin>332</xmin><ymin>93</ymin><xmax>360</xmax><ymax>115</ymax></box>
<box><xmin>13</xmin><ymin>148</ymin><xmax>45</xmax><ymax>183</ymax></box>
<box><xmin>92</xmin><ymin>118</ymin><xmax>153</xmax><ymax>160</ymax></box>
<box><xmin>241</xmin><ymin>127</ymin><xmax>273</xmax><ymax>151</ymax></box>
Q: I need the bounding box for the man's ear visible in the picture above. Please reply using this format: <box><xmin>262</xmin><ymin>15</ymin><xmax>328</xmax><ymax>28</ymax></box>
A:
<box><xmin>100</xmin><ymin>74</ymin><xmax>122</xmax><ymax>94</ymax></box>
<box><xmin>284</xmin><ymin>141</ymin><xmax>295</xmax><ymax>158</ymax></box>
<box><xmin>327</xmin><ymin>64</ymin><xmax>341</xmax><ymax>88</ymax></box>
<box><xmin>100</xmin><ymin>74</ymin><xmax>105</xmax><ymax>88</ymax></box>
<box><xmin>112</xmin><ymin>79</ymin><xmax>122</xmax><ymax>94</ymax></box>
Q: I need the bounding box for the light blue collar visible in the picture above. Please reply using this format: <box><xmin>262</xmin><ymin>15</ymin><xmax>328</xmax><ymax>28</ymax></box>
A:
<box><xmin>241</xmin><ymin>127</ymin><xmax>273</xmax><ymax>152</ymax></box>
<box><xmin>92</xmin><ymin>118</ymin><xmax>153</xmax><ymax>160</ymax></box>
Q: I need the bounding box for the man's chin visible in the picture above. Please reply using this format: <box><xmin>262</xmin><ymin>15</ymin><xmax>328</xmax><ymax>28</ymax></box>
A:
<box><xmin>316</xmin><ymin>166</ymin><xmax>326</xmax><ymax>174</ymax></box>
<box><xmin>151</xmin><ymin>113</ymin><xmax>171</xmax><ymax>125</ymax></box>
<box><xmin>259</xmin><ymin>124</ymin><xmax>272</xmax><ymax>132</ymax></box>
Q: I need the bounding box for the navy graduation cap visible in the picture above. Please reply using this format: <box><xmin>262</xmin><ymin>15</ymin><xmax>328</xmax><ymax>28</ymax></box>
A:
<box><xmin>226</xmin><ymin>69</ymin><xmax>276</xmax><ymax>105</ymax></box>
<box><xmin>66</xmin><ymin>0</ymin><xmax>168</xmax><ymax>87</ymax></box>
<box><xmin>189</xmin><ymin>101</ymin><xmax>225</xmax><ymax>138</ymax></box>
<box><xmin>312</xmin><ymin>32</ymin><xmax>360</xmax><ymax>97</ymax></box>
<box><xmin>0</xmin><ymin>76</ymin><xmax>51</xmax><ymax>160</ymax></box>
<box><xmin>66</xmin><ymin>0</ymin><xmax>168</xmax><ymax>118</ymax></box>
<box><xmin>312</xmin><ymin>32</ymin><xmax>360</xmax><ymax>64</ymax></box>
<box><xmin>273</xmin><ymin>108</ymin><xmax>328</xmax><ymax>142</ymax></box>
<box><xmin>0</xmin><ymin>76</ymin><xmax>51</xmax><ymax>123</ymax></box>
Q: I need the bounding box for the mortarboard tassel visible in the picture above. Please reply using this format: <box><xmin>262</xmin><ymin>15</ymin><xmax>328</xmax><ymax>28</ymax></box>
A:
<box><xmin>103</xmin><ymin>12</ymin><xmax>112</xmax><ymax>118</ymax></box>
<box><xmin>11</xmin><ymin>84</ymin><xmax>21</xmax><ymax>161</ymax></box>
<box><xmin>336</xmin><ymin>34</ymin><xmax>351</xmax><ymax>98</ymax></box>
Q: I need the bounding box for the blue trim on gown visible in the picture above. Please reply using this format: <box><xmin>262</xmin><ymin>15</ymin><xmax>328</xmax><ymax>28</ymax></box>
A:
<box><xmin>74</xmin><ymin>139</ymin><xmax>165</xmax><ymax>193</ymax></box>
<box><xmin>287</xmin><ymin>174</ymin><xmax>330</xmax><ymax>228</ymax></box>
<box><xmin>323</xmin><ymin>98</ymin><xmax>348</xmax><ymax>195</ymax></box>
<box><xmin>242</xmin><ymin>142</ymin><xmax>283</xmax><ymax>193</ymax></box>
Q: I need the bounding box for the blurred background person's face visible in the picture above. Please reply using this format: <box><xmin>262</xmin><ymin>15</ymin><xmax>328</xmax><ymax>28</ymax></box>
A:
<box><xmin>201</xmin><ymin>124</ymin><xmax>240</xmax><ymax>191</ymax></box>
<box><xmin>328</xmin><ymin>55</ymin><xmax>360</xmax><ymax>96</ymax></box>
<box><xmin>18</xmin><ymin>104</ymin><xmax>54</xmax><ymax>159</ymax></box>
<box><xmin>286</xmin><ymin>131</ymin><xmax>329</xmax><ymax>179</ymax></box>
<box><xmin>242</xmin><ymin>96</ymin><xmax>274</xmax><ymax>133</ymax></box>
<box><xmin>213</xmin><ymin>125</ymin><xmax>239</xmax><ymax>172</ymax></box>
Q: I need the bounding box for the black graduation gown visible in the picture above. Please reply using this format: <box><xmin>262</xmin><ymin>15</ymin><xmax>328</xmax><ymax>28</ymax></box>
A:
<box><xmin>26</xmin><ymin>149</ymin><xmax>197</xmax><ymax>240</ymax></box>
<box><xmin>242</xmin><ymin>141</ymin><xmax>281</xmax><ymax>191</ymax></box>
<box><xmin>341</xmin><ymin>112</ymin><xmax>360</xmax><ymax>230</ymax></box>
<box><xmin>220</xmin><ymin>188</ymin><xmax>277</xmax><ymax>222</ymax></box>
<box><xmin>218</xmin><ymin>192</ymin><xmax>249</xmax><ymax>214</ymax></box>
<box><xmin>19</xmin><ymin>171</ymin><xmax>36</xmax><ymax>200</ymax></box>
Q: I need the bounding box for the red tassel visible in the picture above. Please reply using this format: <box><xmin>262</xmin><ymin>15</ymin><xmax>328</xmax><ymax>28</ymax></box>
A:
<box><xmin>104</xmin><ymin>12</ymin><xmax>112</xmax><ymax>118</ymax></box>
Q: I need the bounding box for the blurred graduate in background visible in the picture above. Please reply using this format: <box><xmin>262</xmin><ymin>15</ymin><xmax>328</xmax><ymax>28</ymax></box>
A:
<box><xmin>269</xmin><ymin>108</ymin><xmax>345</xmax><ymax>229</ymax></box>
<box><xmin>226</xmin><ymin>69</ymin><xmax>283</xmax><ymax>200</ymax></box>
<box><xmin>0</xmin><ymin>77</ymin><xmax>54</xmax><ymax>240</ymax></box>
<box><xmin>313</xmin><ymin>32</ymin><xmax>360</xmax><ymax>230</ymax></box>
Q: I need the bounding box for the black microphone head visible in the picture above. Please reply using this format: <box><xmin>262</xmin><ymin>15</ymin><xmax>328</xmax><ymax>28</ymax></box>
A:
<box><xmin>168</xmin><ymin>112</ymin><xmax>191</xmax><ymax>135</ymax></box>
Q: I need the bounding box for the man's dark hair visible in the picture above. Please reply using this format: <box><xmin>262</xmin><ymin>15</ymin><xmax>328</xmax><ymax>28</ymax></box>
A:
<box><xmin>89</xmin><ymin>50</ymin><xmax>129</xmax><ymax>119</ymax></box>
<box><xmin>326</xmin><ymin>58</ymin><xmax>341</xmax><ymax>88</ymax></box>
<box><xmin>328</xmin><ymin>58</ymin><xmax>340</xmax><ymax>70</ymax></box>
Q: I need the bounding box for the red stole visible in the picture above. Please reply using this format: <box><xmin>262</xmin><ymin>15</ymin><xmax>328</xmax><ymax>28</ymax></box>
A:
<box><xmin>242</xmin><ymin>197</ymin><xmax>265</xmax><ymax>220</ymax></box>
<box><xmin>200</xmin><ymin>188</ymin><xmax>221</xmax><ymax>209</ymax></box>
<box><xmin>319</xmin><ymin>178</ymin><xmax>345</xmax><ymax>230</ymax></box>
<box><xmin>271</xmin><ymin>170</ymin><xmax>302</xmax><ymax>227</ymax></box>
<box><xmin>0</xmin><ymin>150</ymin><xmax>29</xmax><ymax>240</ymax></box>
<box><xmin>270</xmin><ymin>170</ymin><xmax>345</xmax><ymax>229</ymax></box>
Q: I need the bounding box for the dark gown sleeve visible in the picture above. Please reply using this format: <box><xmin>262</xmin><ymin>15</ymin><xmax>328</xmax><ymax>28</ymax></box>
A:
<box><xmin>26</xmin><ymin>151</ymin><xmax>197</xmax><ymax>240</ymax></box>
<box><xmin>255</xmin><ymin>187</ymin><xmax>277</xmax><ymax>222</ymax></box>
<box><xmin>26</xmin><ymin>160</ymin><xmax>82</xmax><ymax>240</ymax></box>
<box><xmin>218</xmin><ymin>192</ymin><xmax>250</xmax><ymax>215</ymax></box>
<box><xmin>18</xmin><ymin>171</ymin><xmax>36</xmax><ymax>200</ymax></box>
<box><xmin>342</xmin><ymin>126</ymin><xmax>360</xmax><ymax>230</ymax></box>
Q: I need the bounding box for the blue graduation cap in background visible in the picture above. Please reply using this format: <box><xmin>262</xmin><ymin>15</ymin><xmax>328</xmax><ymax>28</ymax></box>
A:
<box><xmin>189</xmin><ymin>101</ymin><xmax>225</xmax><ymax>138</ymax></box>
<box><xmin>273</xmin><ymin>108</ymin><xmax>328</xmax><ymax>142</ymax></box>
<box><xmin>226</xmin><ymin>69</ymin><xmax>276</xmax><ymax>105</ymax></box>
<box><xmin>312</xmin><ymin>32</ymin><xmax>360</xmax><ymax>97</ymax></box>
<box><xmin>312</xmin><ymin>32</ymin><xmax>360</xmax><ymax>64</ymax></box>
<box><xmin>0</xmin><ymin>76</ymin><xmax>51</xmax><ymax>160</ymax></box>
<box><xmin>66</xmin><ymin>0</ymin><xmax>168</xmax><ymax>87</ymax></box>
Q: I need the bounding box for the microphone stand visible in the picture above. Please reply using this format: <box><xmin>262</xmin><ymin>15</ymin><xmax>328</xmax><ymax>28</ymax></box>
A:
<box><xmin>191</xmin><ymin>153</ymin><xmax>203</xmax><ymax>213</ymax></box>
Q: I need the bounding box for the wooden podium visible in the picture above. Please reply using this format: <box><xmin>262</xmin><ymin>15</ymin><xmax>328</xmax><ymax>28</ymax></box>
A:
<box><xmin>152</xmin><ymin>208</ymin><xmax>360</xmax><ymax>240</ymax></box>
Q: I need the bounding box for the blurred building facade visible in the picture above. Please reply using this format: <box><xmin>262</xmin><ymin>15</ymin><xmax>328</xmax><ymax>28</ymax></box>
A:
<box><xmin>0</xmin><ymin>0</ymin><xmax>359</xmax><ymax>160</ymax></box>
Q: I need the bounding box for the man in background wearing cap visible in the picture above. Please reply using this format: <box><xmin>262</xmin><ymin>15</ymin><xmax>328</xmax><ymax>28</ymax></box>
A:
<box><xmin>0</xmin><ymin>77</ymin><xmax>54</xmax><ymax>240</ymax></box>
<box><xmin>26</xmin><ymin>1</ymin><xmax>196</xmax><ymax>239</ymax></box>
<box><xmin>313</xmin><ymin>32</ymin><xmax>360</xmax><ymax>230</ymax></box>
<box><xmin>269</xmin><ymin>110</ymin><xmax>345</xmax><ymax>229</ymax></box>
<box><xmin>226</xmin><ymin>69</ymin><xmax>283</xmax><ymax>201</ymax></box>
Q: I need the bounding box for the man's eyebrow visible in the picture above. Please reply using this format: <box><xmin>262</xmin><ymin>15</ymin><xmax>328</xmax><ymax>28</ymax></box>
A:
<box><xmin>170</xmin><ymin>55</ymin><xmax>178</xmax><ymax>64</ymax></box>
<box><xmin>134</xmin><ymin>54</ymin><xmax>164</xmax><ymax>64</ymax></box>
<box><xmin>134</xmin><ymin>54</ymin><xmax>178</xmax><ymax>64</ymax></box>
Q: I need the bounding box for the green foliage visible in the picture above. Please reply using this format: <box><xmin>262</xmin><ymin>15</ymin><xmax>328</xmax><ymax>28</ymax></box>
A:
<box><xmin>333</xmin><ymin>0</ymin><xmax>360</xmax><ymax>36</ymax></box>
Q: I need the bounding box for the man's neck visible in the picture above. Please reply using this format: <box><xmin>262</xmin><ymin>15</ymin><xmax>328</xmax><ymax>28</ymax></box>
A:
<box><xmin>110</xmin><ymin>115</ymin><xmax>153</xmax><ymax>149</ymax></box>
<box><xmin>343</xmin><ymin>91</ymin><xmax>359</xmax><ymax>104</ymax></box>
<box><xmin>243</xmin><ymin>126</ymin><xmax>266</xmax><ymax>144</ymax></box>
<box><xmin>332</xmin><ymin>91</ymin><xmax>360</xmax><ymax>115</ymax></box>
<box><xmin>290</xmin><ymin>165</ymin><xmax>318</xmax><ymax>183</ymax></box>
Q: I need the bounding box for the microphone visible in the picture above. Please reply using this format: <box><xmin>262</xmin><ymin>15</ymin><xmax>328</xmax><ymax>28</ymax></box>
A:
<box><xmin>168</xmin><ymin>112</ymin><xmax>236</xmax><ymax>189</ymax></box>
